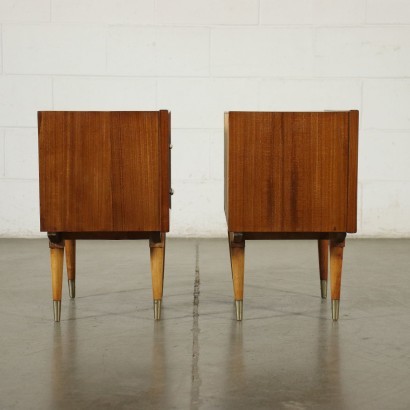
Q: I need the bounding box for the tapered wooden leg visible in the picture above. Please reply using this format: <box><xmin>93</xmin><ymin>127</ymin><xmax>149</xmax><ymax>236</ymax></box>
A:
<box><xmin>65</xmin><ymin>240</ymin><xmax>76</xmax><ymax>299</ymax></box>
<box><xmin>330</xmin><ymin>236</ymin><xmax>346</xmax><ymax>321</ymax></box>
<box><xmin>318</xmin><ymin>239</ymin><xmax>329</xmax><ymax>299</ymax></box>
<box><xmin>228</xmin><ymin>231</ymin><xmax>233</xmax><ymax>279</ymax></box>
<box><xmin>49</xmin><ymin>241</ymin><xmax>64</xmax><ymax>322</ymax></box>
<box><xmin>229</xmin><ymin>232</ymin><xmax>245</xmax><ymax>321</ymax></box>
<box><xmin>150</xmin><ymin>233</ymin><xmax>166</xmax><ymax>320</ymax></box>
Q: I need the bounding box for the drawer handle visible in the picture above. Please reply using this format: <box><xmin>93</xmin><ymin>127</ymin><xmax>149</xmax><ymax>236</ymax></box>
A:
<box><xmin>170</xmin><ymin>188</ymin><xmax>174</xmax><ymax>196</ymax></box>
<box><xmin>169</xmin><ymin>144</ymin><xmax>173</xmax><ymax>149</ymax></box>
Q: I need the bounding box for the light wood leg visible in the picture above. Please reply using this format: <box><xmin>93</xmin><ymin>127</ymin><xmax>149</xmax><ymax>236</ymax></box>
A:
<box><xmin>228</xmin><ymin>231</ymin><xmax>233</xmax><ymax>279</ymax></box>
<box><xmin>65</xmin><ymin>240</ymin><xmax>76</xmax><ymax>299</ymax></box>
<box><xmin>318</xmin><ymin>239</ymin><xmax>329</xmax><ymax>299</ymax></box>
<box><xmin>49</xmin><ymin>242</ymin><xmax>64</xmax><ymax>322</ymax></box>
<box><xmin>330</xmin><ymin>236</ymin><xmax>346</xmax><ymax>321</ymax></box>
<box><xmin>150</xmin><ymin>233</ymin><xmax>166</xmax><ymax>320</ymax></box>
<box><xmin>229</xmin><ymin>232</ymin><xmax>245</xmax><ymax>321</ymax></box>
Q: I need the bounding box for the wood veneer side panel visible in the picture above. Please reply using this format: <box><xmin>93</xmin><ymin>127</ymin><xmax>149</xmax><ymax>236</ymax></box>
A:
<box><xmin>276</xmin><ymin>112</ymin><xmax>349</xmax><ymax>232</ymax></box>
<box><xmin>39</xmin><ymin>112</ymin><xmax>112</xmax><ymax>231</ymax></box>
<box><xmin>224</xmin><ymin>112</ymin><xmax>229</xmax><ymax>225</ymax></box>
<box><xmin>346</xmin><ymin>110</ymin><xmax>359</xmax><ymax>233</ymax></box>
<box><xmin>314</xmin><ymin>112</ymin><xmax>349</xmax><ymax>232</ymax></box>
<box><xmin>39</xmin><ymin>111</ymin><xmax>165</xmax><ymax>232</ymax></box>
<box><xmin>227</xmin><ymin>112</ymin><xmax>247</xmax><ymax>231</ymax></box>
<box><xmin>38</xmin><ymin>110</ymin><xmax>61</xmax><ymax>232</ymax></box>
<box><xmin>110</xmin><ymin>112</ymin><xmax>160</xmax><ymax>231</ymax></box>
<box><xmin>228</xmin><ymin>112</ymin><xmax>283</xmax><ymax>232</ymax></box>
<box><xmin>67</xmin><ymin>112</ymin><xmax>113</xmax><ymax>231</ymax></box>
<box><xmin>38</xmin><ymin>111</ymin><xmax>47</xmax><ymax>231</ymax></box>
<box><xmin>159</xmin><ymin>110</ymin><xmax>170</xmax><ymax>232</ymax></box>
<box><xmin>256</xmin><ymin>112</ymin><xmax>283</xmax><ymax>231</ymax></box>
<box><xmin>38</xmin><ymin>112</ymin><xmax>114</xmax><ymax>232</ymax></box>
<box><xmin>227</xmin><ymin>112</ymin><xmax>350</xmax><ymax>232</ymax></box>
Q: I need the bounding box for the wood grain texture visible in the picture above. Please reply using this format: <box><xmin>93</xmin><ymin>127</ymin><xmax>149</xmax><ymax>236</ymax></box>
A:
<box><xmin>330</xmin><ymin>238</ymin><xmax>345</xmax><ymax>300</ymax></box>
<box><xmin>318</xmin><ymin>239</ymin><xmax>329</xmax><ymax>281</ymax></box>
<box><xmin>243</xmin><ymin>232</ymin><xmax>338</xmax><ymax>240</ymax></box>
<box><xmin>229</xmin><ymin>232</ymin><xmax>245</xmax><ymax>300</ymax></box>
<box><xmin>159</xmin><ymin>110</ymin><xmax>171</xmax><ymax>232</ymax></box>
<box><xmin>346</xmin><ymin>110</ymin><xmax>359</xmax><ymax>233</ymax></box>
<box><xmin>38</xmin><ymin>111</ymin><xmax>170</xmax><ymax>233</ymax></box>
<box><xmin>50</xmin><ymin>247</ymin><xmax>64</xmax><ymax>301</ymax></box>
<box><xmin>225</xmin><ymin>111</ymin><xmax>359</xmax><ymax>233</ymax></box>
<box><xmin>62</xmin><ymin>232</ymin><xmax>154</xmax><ymax>240</ymax></box>
<box><xmin>224</xmin><ymin>112</ymin><xmax>230</xmax><ymax>222</ymax></box>
<box><xmin>65</xmin><ymin>240</ymin><xmax>76</xmax><ymax>281</ymax></box>
<box><xmin>150</xmin><ymin>233</ymin><xmax>166</xmax><ymax>300</ymax></box>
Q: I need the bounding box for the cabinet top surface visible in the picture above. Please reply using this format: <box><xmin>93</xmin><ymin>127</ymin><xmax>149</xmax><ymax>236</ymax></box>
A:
<box><xmin>225</xmin><ymin>110</ymin><xmax>356</xmax><ymax>114</ymax></box>
<box><xmin>38</xmin><ymin>110</ymin><xmax>170</xmax><ymax>114</ymax></box>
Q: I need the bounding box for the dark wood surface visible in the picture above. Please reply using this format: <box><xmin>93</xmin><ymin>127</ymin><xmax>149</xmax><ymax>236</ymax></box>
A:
<box><xmin>38</xmin><ymin>111</ymin><xmax>170</xmax><ymax>233</ymax></box>
<box><xmin>159</xmin><ymin>110</ymin><xmax>171</xmax><ymax>232</ymax></box>
<box><xmin>241</xmin><ymin>232</ymin><xmax>345</xmax><ymax>241</ymax></box>
<box><xmin>225</xmin><ymin>111</ymin><xmax>359</xmax><ymax>233</ymax></box>
<box><xmin>346</xmin><ymin>110</ymin><xmax>359</xmax><ymax>232</ymax></box>
<box><xmin>61</xmin><ymin>232</ymin><xmax>156</xmax><ymax>240</ymax></box>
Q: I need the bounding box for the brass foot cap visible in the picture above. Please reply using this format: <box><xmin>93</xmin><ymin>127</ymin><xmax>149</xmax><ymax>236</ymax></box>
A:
<box><xmin>235</xmin><ymin>300</ymin><xmax>243</xmax><ymax>321</ymax></box>
<box><xmin>68</xmin><ymin>279</ymin><xmax>75</xmax><ymax>299</ymax></box>
<box><xmin>332</xmin><ymin>300</ymin><xmax>340</xmax><ymax>321</ymax></box>
<box><xmin>320</xmin><ymin>280</ymin><xmax>327</xmax><ymax>299</ymax></box>
<box><xmin>154</xmin><ymin>299</ymin><xmax>162</xmax><ymax>320</ymax></box>
<box><xmin>53</xmin><ymin>300</ymin><xmax>61</xmax><ymax>322</ymax></box>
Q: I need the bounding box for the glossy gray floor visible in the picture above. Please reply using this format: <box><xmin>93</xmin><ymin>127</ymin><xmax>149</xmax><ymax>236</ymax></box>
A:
<box><xmin>1</xmin><ymin>239</ymin><xmax>410</xmax><ymax>409</ymax></box>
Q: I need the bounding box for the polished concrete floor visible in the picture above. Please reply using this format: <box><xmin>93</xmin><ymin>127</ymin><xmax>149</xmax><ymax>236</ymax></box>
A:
<box><xmin>0</xmin><ymin>238</ymin><xmax>410</xmax><ymax>409</ymax></box>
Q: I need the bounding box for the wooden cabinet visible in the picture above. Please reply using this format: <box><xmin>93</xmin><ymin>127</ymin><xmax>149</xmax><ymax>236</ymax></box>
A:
<box><xmin>38</xmin><ymin>110</ymin><xmax>171</xmax><ymax>321</ymax></box>
<box><xmin>224</xmin><ymin>111</ymin><xmax>359</xmax><ymax>321</ymax></box>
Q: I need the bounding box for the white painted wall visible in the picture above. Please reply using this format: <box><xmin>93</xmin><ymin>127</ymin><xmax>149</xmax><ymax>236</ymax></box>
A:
<box><xmin>0</xmin><ymin>0</ymin><xmax>409</xmax><ymax>237</ymax></box>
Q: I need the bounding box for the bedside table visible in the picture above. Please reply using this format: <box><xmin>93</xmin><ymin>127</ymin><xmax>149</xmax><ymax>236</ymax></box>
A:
<box><xmin>38</xmin><ymin>110</ymin><xmax>171</xmax><ymax>322</ymax></box>
<box><xmin>224</xmin><ymin>111</ymin><xmax>359</xmax><ymax>321</ymax></box>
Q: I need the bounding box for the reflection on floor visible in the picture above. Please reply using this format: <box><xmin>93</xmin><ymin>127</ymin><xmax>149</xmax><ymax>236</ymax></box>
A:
<box><xmin>0</xmin><ymin>238</ymin><xmax>409</xmax><ymax>409</ymax></box>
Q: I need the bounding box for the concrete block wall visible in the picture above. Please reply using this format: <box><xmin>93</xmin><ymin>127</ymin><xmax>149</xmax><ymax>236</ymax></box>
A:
<box><xmin>0</xmin><ymin>0</ymin><xmax>409</xmax><ymax>237</ymax></box>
